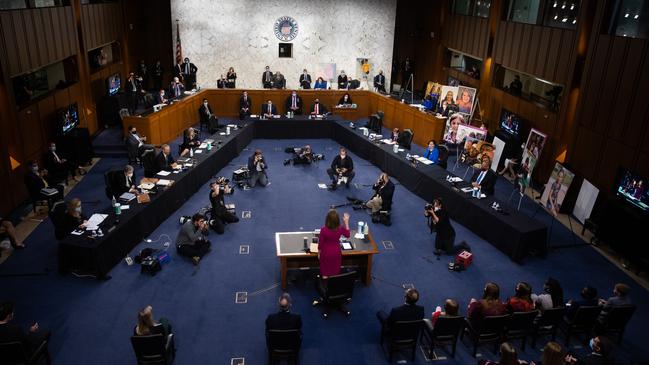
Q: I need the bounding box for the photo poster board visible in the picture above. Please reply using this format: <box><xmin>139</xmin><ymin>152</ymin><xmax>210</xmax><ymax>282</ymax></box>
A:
<box><xmin>314</xmin><ymin>63</ymin><xmax>336</xmax><ymax>84</ymax></box>
<box><xmin>472</xmin><ymin>140</ymin><xmax>496</xmax><ymax>168</ymax></box>
<box><xmin>491</xmin><ymin>136</ymin><xmax>506</xmax><ymax>172</ymax></box>
<box><xmin>356</xmin><ymin>58</ymin><xmax>372</xmax><ymax>80</ymax></box>
<box><xmin>439</xmin><ymin>85</ymin><xmax>459</xmax><ymax>110</ymax></box>
<box><xmin>456</xmin><ymin>123</ymin><xmax>487</xmax><ymax>144</ymax></box>
<box><xmin>443</xmin><ymin>112</ymin><xmax>465</xmax><ymax>144</ymax></box>
<box><xmin>521</xmin><ymin>128</ymin><xmax>547</xmax><ymax>177</ymax></box>
<box><xmin>540</xmin><ymin>162</ymin><xmax>576</xmax><ymax>217</ymax></box>
<box><xmin>425</xmin><ymin>81</ymin><xmax>442</xmax><ymax>97</ymax></box>
<box><xmin>456</xmin><ymin>86</ymin><xmax>477</xmax><ymax>116</ymax></box>
<box><xmin>573</xmin><ymin>178</ymin><xmax>599</xmax><ymax>224</ymax></box>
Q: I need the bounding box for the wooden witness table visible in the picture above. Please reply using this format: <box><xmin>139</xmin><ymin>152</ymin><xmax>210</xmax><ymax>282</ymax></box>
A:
<box><xmin>275</xmin><ymin>231</ymin><xmax>379</xmax><ymax>290</ymax></box>
<box><xmin>122</xmin><ymin>89</ymin><xmax>445</xmax><ymax>147</ymax></box>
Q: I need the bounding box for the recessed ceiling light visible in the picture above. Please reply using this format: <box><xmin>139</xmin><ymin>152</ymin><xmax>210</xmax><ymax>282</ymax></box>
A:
<box><xmin>554</xmin><ymin>15</ymin><xmax>558</xmax><ymax>20</ymax></box>
<box><xmin>634</xmin><ymin>14</ymin><xmax>639</xmax><ymax>19</ymax></box>
<box><xmin>572</xmin><ymin>19</ymin><xmax>576</xmax><ymax>24</ymax></box>
<box><xmin>570</xmin><ymin>4</ymin><xmax>574</xmax><ymax>10</ymax></box>
<box><xmin>553</xmin><ymin>2</ymin><xmax>557</xmax><ymax>7</ymax></box>
<box><xmin>561</xmin><ymin>4</ymin><xmax>566</xmax><ymax>9</ymax></box>
<box><xmin>562</xmin><ymin>18</ymin><xmax>568</xmax><ymax>22</ymax></box>
<box><xmin>624</xmin><ymin>13</ymin><xmax>629</xmax><ymax>18</ymax></box>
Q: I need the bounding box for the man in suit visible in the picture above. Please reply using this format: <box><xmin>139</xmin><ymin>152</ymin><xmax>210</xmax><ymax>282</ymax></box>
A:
<box><xmin>248</xmin><ymin>149</ymin><xmax>268</xmax><ymax>188</ymax></box>
<box><xmin>43</xmin><ymin>142</ymin><xmax>77</xmax><ymax>184</ymax></box>
<box><xmin>239</xmin><ymin>91</ymin><xmax>252</xmax><ymax>120</ymax></box>
<box><xmin>327</xmin><ymin>147</ymin><xmax>354</xmax><ymax>190</ymax></box>
<box><xmin>154</xmin><ymin>89</ymin><xmax>168</xmax><ymax>105</ymax></box>
<box><xmin>265</xmin><ymin>293</ymin><xmax>302</xmax><ymax>335</ymax></box>
<box><xmin>175</xmin><ymin>213</ymin><xmax>210</xmax><ymax>265</ymax></box>
<box><xmin>262</xmin><ymin>66</ymin><xmax>273</xmax><ymax>89</ymax></box>
<box><xmin>110</xmin><ymin>165</ymin><xmax>137</xmax><ymax>198</ymax></box>
<box><xmin>261</xmin><ymin>100</ymin><xmax>277</xmax><ymax>119</ymax></box>
<box><xmin>299</xmin><ymin>69</ymin><xmax>311</xmax><ymax>89</ymax></box>
<box><xmin>152</xmin><ymin>60</ymin><xmax>164</xmax><ymax>91</ymax></box>
<box><xmin>169</xmin><ymin>77</ymin><xmax>185</xmax><ymax>99</ymax></box>
<box><xmin>155</xmin><ymin>144</ymin><xmax>176</xmax><ymax>172</ymax></box>
<box><xmin>285</xmin><ymin>91</ymin><xmax>303</xmax><ymax>115</ymax></box>
<box><xmin>127</xmin><ymin>126</ymin><xmax>153</xmax><ymax>156</ymax></box>
<box><xmin>374</xmin><ymin>70</ymin><xmax>386</xmax><ymax>93</ymax></box>
<box><xmin>376</xmin><ymin>288</ymin><xmax>425</xmax><ymax>333</ymax></box>
<box><xmin>566</xmin><ymin>286</ymin><xmax>599</xmax><ymax>320</ymax></box>
<box><xmin>597</xmin><ymin>283</ymin><xmax>631</xmax><ymax>325</ymax></box>
<box><xmin>309</xmin><ymin>98</ymin><xmax>328</xmax><ymax>116</ymax></box>
<box><xmin>126</xmin><ymin>72</ymin><xmax>143</xmax><ymax>114</ymax></box>
<box><xmin>199</xmin><ymin>98</ymin><xmax>219</xmax><ymax>132</ymax></box>
<box><xmin>180</xmin><ymin>57</ymin><xmax>198</xmax><ymax>89</ymax></box>
<box><xmin>363</xmin><ymin>173</ymin><xmax>395</xmax><ymax>215</ymax></box>
<box><xmin>470</xmin><ymin>157</ymin><xmax>497</xmax><ymax>196</ymax></box>
<box><xmin>0</xmin><ymin>301</ymin><xmax>51</xmax><ymax>358</ymax></box>
<box><xmin>23</xmin><ymin>161</ymin><xmax>63</xmax><ymax>209</ymax></box>
<box><xmin>338</xmin><ymin>70</ymin><xmax>348</xmax><ymax>89</ymax></box>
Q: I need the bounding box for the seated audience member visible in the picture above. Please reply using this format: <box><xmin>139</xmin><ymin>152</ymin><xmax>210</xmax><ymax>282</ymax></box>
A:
<box><xmin>597</xmin><ymin>283</ymin><xmax>631</xmax><ymax>324</ymax></box>
<box><xmin>565</xmin><ymin>336</ymin><xmax>614</xmax><ymax>365</ymax></box>
<box><xmin>424</xmin><ymin>198</ymin><xmax>469</xmax><ymax>255</ymax></box>
<box><xmin>199</xmin><ymin>98</ymin><xmax>219</xmax><ymax>132</ymax></box>
<box><xmin>156</xmin><ymin>144</ymin><xmax>177</xmax><ymax>172</ymax></box>
<box><xmin>0</xmin><ymin>217</ymin><xmax>25</xmax><ymax>249</ymax></box>
<box><xmin>299</xmin><ymin>69</ymin><xmax>311</xmax><ymax>89</ymax></box>
<box><xmin>470</xmin><ymin>157</ymin><xmax>497</xmax><ymax>196</ymax></box>
<box><xmin>423</xmin><ymin>140</ymin><xmax>439</xmax><ymax>163</ymax></box>
<box><xmin>337</xmin><ymin>70</ymin><xmax>348</xmax><ymax>89</ymax></box>
<box><xmin>154</xmin><ymin>88</ymin><xmax>168</xmax><ymax>105</ymax></box>
<box><xmin>338</xmin><ymin>93</ymin><xmax>353</xmax><ymax>105</ymax></box>
<box><xmin>175</xmin><ymin>213</ymin><xmax>211</xmax><ymax>265</ymax></box>
<box><xmin>44</xmin><ymin>142</ymin><xmax>78</xmax><ymax>184</ymax></box>
<box><xmin>539</xmin><ymin>341</ymin><xmax>567</xmax><ymax>365</ymax></box>
<box><xmin>169</xmin><ymin>76</ymin><xmax>185</xmax><ymax>98</ymax></box>
<box><xmin>429</xmin><ymin>298</ymin><xmax>459</xmax><ymax>326</ymax></box>
<box><xmin>110</xmin><ymin>165</ymin><xmax>137</xmax><ymax>198</ymax></box>
<box><xmin>180</xmin><ymin>127</ymin><xmax>200</xmax><ymax>157</ymax></box>
<box><xmin>468</xmin><ymin>282</ymin><xmax>507</xmax><ymax>327</ymax></box>
<box><xmin>479</xmin><ymin>342</ymin><xmax>531</xmax><ymax>365</ymax></box>
<box><xmin>327</xmin><ymin>147</ymin><xmax>354</xmax><ymax>190</ymax></box>
<box><xmin>377</xmin><ymin>288</ymin><xmax>425</xmax><ymax>331</ymax></box>
<box><xmin>390</xmin><ymin>128</ymin><xmax>400</xmax><ymax>142</ymax></box>
<box><xmin>310</xmin><ymin>98</ymin><xmax>328</xmax><ymax>115</ymax></box>
<box><xmin>566</xmin><ymin>286</ymin><xmax>598</xmax><ymax>320</ymax></box>
<box><xmin>60</xmin><ymin>198</ymin><xmax>87</xmax><ymax>238</ymax></box>
<box><xmin>239</xmin><ymin>91</ymin><xmax>252</xmax><ymax>119</ymax></box>
<box><xmin>363</xmin><ymin>173</ymin><xmax>394</xmax><ymax>215</ymax></box>
<box><xmin>532</xmin><ymin>277</ymin><xmax>564</xmax><ymax>311</ymax></box>
<box><xmin>127</xmin><ymin>125</ymin><xmax>154</xmax><ymax>156</ymax></box>
<box><xmin>208</xmin><ymin>178</ymin><xmax>239</xmax><ymax>234</ymax></box>
<box><xmin>0</xmin><ymin>301</ymin><xmax>51</xmax><ymax>357</ymax></box>
<box><xmin>317</xmin><ymin>210</ymin><xmax>350</xmax><ymax>278</ymax></box>
<box><xmin>284</xmin><ymin>145</ymin><xmax>314</xmax><ymax>166</ymax></box>
<box><xmin>285</xmin><ymin>90</ymin><xmax>303</xmax><ymax>115</ymax></box>
<box><xmin>507</xmin><ymin>282</ymin><xmax>535</xmax><ymax>312</ymax></box>
<box><xmin>261</xmin><ymin>100</ymin><xmax>277</xmax><ymax>118</ymax></box>
<box><xmin>314</xmin><ymin>77</ymin><xmax>327</xmax><ymax>89</ymax></box>
<box><xmin>247</xmin><ymin>149</ymin><xmax>268</xmax><ymax>188</ymax></box>
<box><xmin>24</xmin><ymin>161</ymin><xmax>63</xmax><ymax>204</ymax></box>
<box><xmin>265</xmin><ymin>293</ymin><xmax>302</xmax><ymax>332</ymax></box>
<box><xmin>134</xmin><ymin>305</ymin><xmax>172</xmax><ymax>337</ymax></box>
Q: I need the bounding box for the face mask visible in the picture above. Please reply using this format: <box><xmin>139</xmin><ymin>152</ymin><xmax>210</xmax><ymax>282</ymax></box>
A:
<box><xmin>50</xmin><ymin>147</ymin><xmax>56</xmax><ymax>152</ymax></box>
<box><xmin>131</xmin><ymin>131</ymin><xmax>137</xmax><ymax>134</ymax></box>
<box><xmin>203</xmin><ymin>102</ymin><xmax>208</xmax><ymax>106</ymax></box>
<box><xmin>75</xmin><ymin>206</ymin><xmax>82</xmax><ymax>213</ymax></box>
<box><xmin>31</xmin><ymin>166</ymin><xmax>39</xmax><ymax>173</ymax></box>
<box><xmin>589</xmin><ymin>338</ymin><xmax>595</xmax><ymax>351</ymax></box>
<box><xmin>127</xmin><ymin>174</ymin><xmax>133</xmax><ymax>179</ymax></box>
<box><xmin>434</xmin><ymin>207</ymin><xmax>440</xmax><ymax>212</ymax></box>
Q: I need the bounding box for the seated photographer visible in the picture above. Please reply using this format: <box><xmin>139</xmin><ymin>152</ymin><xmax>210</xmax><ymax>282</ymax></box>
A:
<box><xmin>180</xmin><ymin>127</ymin><xmax>200</xmax><ymax>157</ymax></box>
<box><xmin>424</xmin><ymin>198</ymin><xmax>469</xmax><ymax>256</ymax></box>
<box><xmin>208</xmin><ymin>178</ymin><xmax>239</xmax><ymax>234</ymax></box>
<box><xmin>247</xmin><ymin>149</ymin><xmax>268</xmax><ymax>187</ymax></box>
<box><xmin>359</xmin><ymin>173</ymin><xmax>394</xmax><ymax>216</ymax></box>
<box><xmin>327</xmin><ymin>147</ymin><xmax>354</xmax><ymax>190</ymax></box>
<box><xmin>283</xmin><ymin>145</ymin><xmax>316</xmax><ymax>166</ymax></box>
<box><xmin>175</xmin><ymin>213</ymin><xmax>211</xmax><ymax>265</ymax></box>
<box><xmin>470</xmin><ymin>157</ymin><xmax>497</xmax><ymax>196</ymax></box>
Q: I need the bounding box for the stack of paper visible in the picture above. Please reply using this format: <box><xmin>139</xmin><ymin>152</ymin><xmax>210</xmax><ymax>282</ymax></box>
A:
<box><xmin>380</xmin><ymin>139</ymin><xmax>396</xmax><ymax>145</ymax></box>
<box><xmin>138</xmin><ymin>182</ymin><xmax>155</xmax><ymax>190</ymax></box>
<box><xmin>156</xmin><ymin>179</ymin><xmax>172</xmax><ymax>186</ymax></box>
<box><xmin>85</xmin><ymin>214</ymin><xmax>107</xmax><ymax>230</ymax></box>
<box><xmin>156</xmin><ymin>170</ymin><xmax>171</xmax><ymax>177</ymax></box>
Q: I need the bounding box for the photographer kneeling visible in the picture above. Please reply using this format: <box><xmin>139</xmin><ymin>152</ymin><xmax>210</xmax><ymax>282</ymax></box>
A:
<box><xmin>424</xmin><ymin>198</ymin><xmax>469</xmax><ymax>256</ymax></box>
<box><xmin>176</xmin><ymin>213</ymin><xmax>211</xmax><ymax>266</ymax></box>
<box><xmin>209</xmin><ymin>178</ymin><xmax>239</xmax><ymax>234</ymax></box>
<box><xmin>365</xmin><ymin>172</ymin><xmax>394</xmax><ymax>215</ymax></box>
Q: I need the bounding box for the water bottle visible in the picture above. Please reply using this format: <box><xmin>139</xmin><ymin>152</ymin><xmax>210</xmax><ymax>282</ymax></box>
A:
<box><xmin>357</xmin><ymin>221</ymin><xmax>364</xmax><ymax>235</ymax></box>
<box><xmin>189</xmin><ymin>148</ymin><xmax>194</xmax><ymax>157</ymax></box>
<box><xmin>477</xmin><ymin>188</ymin><xmax>482</xmax><ymax>199</ymax></box>
<box><xmin>363</xmin><ymin>222</ymin><xmax>369</xmax><ymax>235</ymax></box>
<box><xmin>114</xmin><ymin>203</ymin><xmax>121</xmax><ymax>215</ymax></box>
<box><xmin>111</xmin><ymin>196</ymin><xmax>116</xmax><ymax>207</ymax></box>
<box><xmin>226</xmin><ymin>126</ymin><xmax>231</xmax><ymax>135</ymax></box>
<box><xmin>392</xmin><ymin>144</ymin><xmax>399</xmax><ymax>153</ymax></box>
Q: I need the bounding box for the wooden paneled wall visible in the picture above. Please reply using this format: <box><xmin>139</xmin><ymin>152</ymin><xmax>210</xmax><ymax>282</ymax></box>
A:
<box><xmin>493</xmin><ymin>21</ymin><xmax>577</xmax><ymax>84</ymax></box>
<box><xmin>442</xmin><ymin>15</ymin><xmax>490</xmax><ymax>59</ymax></box>
<box><xmin>81</xmin><ymin>3</ymin><xmax>124</xmax><ymax>51</ymax></box>
<box><xmin>0</xmin><ymin>6</ymin><xmax>77</xmax><ymax>77</ymax></box>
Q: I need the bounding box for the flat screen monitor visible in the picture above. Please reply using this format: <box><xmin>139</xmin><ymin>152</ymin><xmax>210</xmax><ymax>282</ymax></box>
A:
<box><xmin>107</xmin><ymin>73</ymin><xmax>120</xmax><ymax>95</ymax></box>
<box><xmin>59</xmin><ymin>103</ymin><xmax>79</xmax><ymax>135</ymax></box>
<box><xmin>499</xmin><ymin>108</ymin><xmax>522</xmax><ymax>138</ymax></box>
<box><xmin>616</xmin><ymin>169</ymin><xmax>649</xmax><ymax>213</ymax></box>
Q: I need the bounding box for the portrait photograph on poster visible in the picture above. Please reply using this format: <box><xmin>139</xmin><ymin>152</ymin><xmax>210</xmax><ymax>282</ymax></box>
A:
<box><xmin>443</xmin><ymin>112</ymin><xmax>465</xmax><ymax>144</ymax></box>
<box><xmin>456</xmin><ymin>86</ymin><xmax>477</xmax><ymax>115</ymax></box>
<box><xmin>356</xmin><ymin>58</ymin><xmax>372</xmax><ymax>80</ymax></box>
<box><xmin>439</xmin><ymin>85</ymin><xmax>459</xmax><ymax>110</ymax></box>
<box><xmin>524</xmin><ymin>128</ymin><xmax>547</xmax><ymax>159</ymax></box>
<box><xmin>456</xmin><ymin>123</ymin><xmax>487</xmax><ymax>144</ymax></box>
<box><xmin>541</xmin><ymin>162</ymin><xmax>576</xmax><ymax>216</ymax></box>
<box><xmin>516</xmin><ymin>128</ymin><xmax>547</xmax><ymax>193</ymax></box>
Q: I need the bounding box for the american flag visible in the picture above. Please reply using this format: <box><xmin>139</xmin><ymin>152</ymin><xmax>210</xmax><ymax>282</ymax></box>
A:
<box><xmin>175</xmin><ymin>20</ymin><xmax>182</xmax><ymax>65</ymax></box>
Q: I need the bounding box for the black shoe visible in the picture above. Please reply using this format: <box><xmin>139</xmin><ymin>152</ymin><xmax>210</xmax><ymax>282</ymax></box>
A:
<box><xmin>345</xmin><ymin>182</ymin><xmax>350</xmax><ymax>188</ymax></box>
<box><xmin>283</xmin><ymin>159</ymin><xmax>291</xmax><ymax>166</ymax></box>
<box><xmin>330</xmin><ymin>183</ymin><xmax>337</xmax><ymax>191</ymax></box>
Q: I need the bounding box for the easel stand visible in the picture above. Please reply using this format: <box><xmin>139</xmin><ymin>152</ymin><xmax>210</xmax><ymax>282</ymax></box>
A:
<box><xmin>532</xmin><ymin>202</ymin><xmax>588</xmax><ymax>250</ymax></box>
<box><xmin>399</xmin><ymin>74</ymin><xmax>414</xmax><ymax>104</ymax></box>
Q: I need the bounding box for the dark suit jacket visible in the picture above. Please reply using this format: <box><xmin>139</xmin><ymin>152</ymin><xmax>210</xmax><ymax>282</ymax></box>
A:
<box><xmin>338</xmin><ymin>96</ymin><xmax>353</xmax><ymax>105</ymax></box>
<box><xmin>265</xmin><ymin>311</ymin><xmax>302</xmax><ymax>331</ymax></box>
<box><xmin>471</xmin><ymin>169</ymin><xmax>497</xmax><ymax>196</ymax></box>
<box><xmin>156</xmin><ymin>152</ymin><xmax>175</xmax><ymax>172</ymax></box>
<box><xmin>110</xmin><ymin>171</ymin><xmax>136</xmax><ymax>198</ymax></box>
<box><xmin>262</xmin><ymin>71</ymin><xmax>273</xmax><ymax>85</ymax></box>
<box><xmin>0</xmin><ymin>323</ymin><xmax>30</xmax><ymax>348</ymax></box>
<box><xmin>299</xmin><ymin>74</ymin><xmax>312</xmax><ymax>89</ymax></box>
<box><xmin>338</xmin><ymin>75</ymin><xmax>348</xmax><ymax>89</ymax></box>
<box><xmin>386</xmin><ymin>304</ymin><xmax>425</xmax><ymax>326</ymax></box>
<box><xmin>43</xmin><ymin>151</ymin><xmax>68</xmax><ymax>172</ymax></box>
<box><xmin>330</xmin><ymin>155</ymin><xmax>353</xmax><ymax>173</ymax></box>
<box><xmin>261</xmin><ymin>104</ymin><xmax>277</xmax><ymax>116</ymax></box>
<box><xmin>60</xmin><ymin>213</ymin><xmax>85</xmax><ymax>237</ymax></box>
<box><xmin>373</xmin><ymin>180</ymin><xmax>395</xmax><ymax>211</ymax></box>
<box><xmin>154</xmin><ymin>92</ymin><xmax>168</xmax><ymax>104</ymax></box>
<box><xmin>374</xmin><ymin>74</ymin><xmax>386</xmax><ymax>88</ymax></box>
<box><xmin>180</xmin><ymin>62</ymin><xmax>197</xmax><ymax>75</ymax></box>
<box><xmin>248</xmin><ymin>155</ymin><xmax>267</xmax><ymax>172</ymax></box>
<box><xmin>309</xmin><ymin>103</ymin><xmax>328</xmax><ymax>115</ymax></box>
<box><xmin>169</xmin><ymin>82</ymin><xmax>185</xmax><ymax>98</ymax></box>
<box><xmin>24</xmin><ymin>171</ymin><xmax>46</xmax><ymax>199</ymax></box>
<box><xmin>199</xmin><ymin>104</ymin><xmax>214</xmax><ymax>124</ymax></box>
<box><xmin>285</xmin><ymin>95</ymin><xmax>303</xmax><ymax>114</ymax></box>
<box><xmin>239</xmin><ymin>96</ymin><xmax>252</xmax><ymax>110</ymax></box>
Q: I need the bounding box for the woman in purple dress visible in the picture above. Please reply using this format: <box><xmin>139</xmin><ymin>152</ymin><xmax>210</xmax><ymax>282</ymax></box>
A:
<box><xmin>318</xmin><ymin>209</ymin><xmax>350</xmax><ymax>277</ymax></box>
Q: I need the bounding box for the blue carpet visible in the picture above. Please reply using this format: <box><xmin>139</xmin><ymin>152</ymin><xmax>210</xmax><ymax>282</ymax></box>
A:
<box><xmin>2</xmin><ymin>123</ymin><xmax>648</xmax><ymax>364</ymax></box>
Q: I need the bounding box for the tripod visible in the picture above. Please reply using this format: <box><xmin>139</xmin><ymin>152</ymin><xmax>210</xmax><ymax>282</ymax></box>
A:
<box><xmin>399</xmin><ymin>73</ymin><xmax>414</xmax><ymax>104</ymax></box>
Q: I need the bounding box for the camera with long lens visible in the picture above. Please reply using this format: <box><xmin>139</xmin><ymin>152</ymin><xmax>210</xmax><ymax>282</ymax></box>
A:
<box><xmin>214</xmin><ymin>176</ymin><xmax>234</xmax><ymax>195</ymax></box>
<box><xmin>424</xmin><ymin>203</ymin><xmax>434</xmax><ymax>217</ymax></box>
<box><xmin>313</xmin><ymin>153</ymin><xmax>325</xmax><ymax>161</ymax></box>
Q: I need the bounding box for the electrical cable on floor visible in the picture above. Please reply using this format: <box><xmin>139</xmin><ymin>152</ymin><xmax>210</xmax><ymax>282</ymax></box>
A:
<box><xmin>371</xmin><ymin>275</ymin><xmax>410</xmax><ymax>289</ymax></box>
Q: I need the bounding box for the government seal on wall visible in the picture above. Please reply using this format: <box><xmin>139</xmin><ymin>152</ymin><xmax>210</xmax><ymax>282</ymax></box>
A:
<box><xmin>274</xmin><ymin>16</ymin><xmax>299</xmax><ymax>42</ymax></box>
